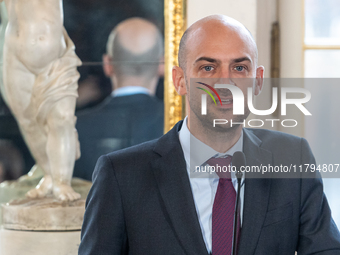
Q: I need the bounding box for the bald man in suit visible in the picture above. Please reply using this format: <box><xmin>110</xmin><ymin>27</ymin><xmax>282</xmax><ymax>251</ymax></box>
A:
<box><xmin>79</xmin><ymin>15</ymin><xmax>340</xmax><ymax>254</ymax></box>
<box><xmin>74</xmin><ymin>18</ymin><xmax>164</xmax><ymax>180</ymax></box>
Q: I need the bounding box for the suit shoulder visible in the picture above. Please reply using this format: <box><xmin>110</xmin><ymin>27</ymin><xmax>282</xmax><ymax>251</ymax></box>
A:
<box><xmin>244</xmin><ymin>129</ymin><xmax>316</xmax><ymax>173</ymax></box>
<box><xmin>244</xmin><ymin>128</ymin><xmax>311</xmax><ymax>155</ymax></box>
<box><xmin>105</xmin><ymin>137</ymin><xmax>159</xmax><ymax>162</ymax></box>
<box><xmin>245</xmin><ymin>128</ymin><xmax>304</xmax><ymax>144</ymax></box>
<box><xmin>76</xmin><ymin>98</ymin><xmax>113</xmax><ymax>120</ymax></box>
<box><xmin>99</xmin><ymin>138</ymin><xmax>161</xmax><ymax>177</ymax></box>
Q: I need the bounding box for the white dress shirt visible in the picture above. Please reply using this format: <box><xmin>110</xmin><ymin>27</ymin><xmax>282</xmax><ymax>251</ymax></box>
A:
<box><xmin>178</xmin><ymin>117</ymin><xmax>245</xmax><ymax>253</ymax></box>
<box><xmin>111</xmin><ymin>86</ymin><xmax>150</xmax><ymax>97</ymax></box>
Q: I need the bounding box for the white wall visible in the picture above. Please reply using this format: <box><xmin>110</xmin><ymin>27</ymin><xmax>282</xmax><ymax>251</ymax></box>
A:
<box><xmin>256</xmin><ymin>0</ymin><xmax>277</xmax><ymax>78</ymax></box>
<box><xmin>279</xmin><ymin>0</ymin><xmax>303</xmax><ymax>78</ymax></box>
<box><xmin>187</xmin><ymin>0</ymin><xmax>258</xmax><ymax>39</ymax></box>
<box><xmin>278</xmin><ymin>0</ymin><xmax>304</xmax><ymax>136</ymax></box>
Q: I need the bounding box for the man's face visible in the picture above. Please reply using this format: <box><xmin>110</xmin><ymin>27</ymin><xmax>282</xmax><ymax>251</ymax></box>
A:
<box><xmin>181</xmin><ymin>22</ymin><xmax>264</xmax><ymax>132</ymax></box>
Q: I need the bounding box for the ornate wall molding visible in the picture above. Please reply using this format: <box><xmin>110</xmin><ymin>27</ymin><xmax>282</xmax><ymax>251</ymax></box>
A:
<box><xmin>164</xmin><ymin>0</ymin><xmax>186</xmax><ymax>132</ymax></box>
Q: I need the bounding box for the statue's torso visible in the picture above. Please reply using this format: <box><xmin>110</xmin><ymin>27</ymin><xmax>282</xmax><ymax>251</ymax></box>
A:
<box><xmin>1</xmin><ymin>0</ymin><xmax>66</xmax><ymax>112</ymax></box>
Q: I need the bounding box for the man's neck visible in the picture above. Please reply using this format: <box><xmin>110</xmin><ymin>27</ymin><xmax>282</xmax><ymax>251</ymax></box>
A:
<box><xmin>111</xmin><ymin>76</ymin><xmax>158</xmax><ymax>94</ymax></box>
<box><xmin>187</xmin><ymin>116</ymin><xmax>243</xmax><ymax>153</ymax></box>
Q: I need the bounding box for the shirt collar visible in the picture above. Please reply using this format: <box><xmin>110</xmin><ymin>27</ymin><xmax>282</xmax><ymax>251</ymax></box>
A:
<box><xmin>179</xmin><ymin>116</ymin><xmax>243</xmax><ymax>178</ymax></box>
<box><xmin>111</xmin><ymin>86</ymin><xmax>150</xmax><ymax>97</ymax></box>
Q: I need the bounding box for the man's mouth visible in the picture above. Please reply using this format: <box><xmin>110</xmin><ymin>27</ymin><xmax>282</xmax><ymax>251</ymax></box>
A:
<box><xmin>217</xmin><ymin>97</ymin><xmax>233</xmax><ymax>109</ymax></box>
<box><xmin>221</xmin><ymin>98</ymin><xmax>233</xmax><ymax>105</ymax></box>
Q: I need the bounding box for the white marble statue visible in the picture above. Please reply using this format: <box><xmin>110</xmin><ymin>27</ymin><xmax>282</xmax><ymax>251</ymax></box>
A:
<box><xmin>0</xmin><ymin>0</ymin><xmax>81</xmax><ymax>201</ymax></box>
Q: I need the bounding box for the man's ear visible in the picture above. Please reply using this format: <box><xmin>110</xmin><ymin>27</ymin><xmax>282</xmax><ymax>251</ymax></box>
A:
<box><xmin>172</xmin><ymin>66</ymin><xmax>187</xmax><ymax>96</ymax></box>
<box><xmin>103</xmin><ymin>54</ymin><xmax>114</xmax><ymax>78</ymax></box>
<box><xmin>254</xmin><ymin>65</ymin><xmax>265</xmax><ymax>95</ymax></box>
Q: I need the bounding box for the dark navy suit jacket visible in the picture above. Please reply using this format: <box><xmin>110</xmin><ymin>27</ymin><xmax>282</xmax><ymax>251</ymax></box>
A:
<box><xmin>79</xmin><ymin>121</ymin><xmax>340</xmax><ymax>254</ymax></box>
<box><xmin>74</xmin><ymin>93</ymin><xmax>163</xmax><ymax>180</ymax></box>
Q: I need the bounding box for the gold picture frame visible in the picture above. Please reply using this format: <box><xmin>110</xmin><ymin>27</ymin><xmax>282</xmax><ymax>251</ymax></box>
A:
<box><xmin>164</xmin><ymin>0</ymin><xmax>186</xmax><ymax>132</ymax></box>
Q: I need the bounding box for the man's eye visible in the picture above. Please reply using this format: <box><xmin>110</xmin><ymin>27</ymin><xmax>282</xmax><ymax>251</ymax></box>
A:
<box><xmin>204</xmin><ymin>66</ymin><xmax>213</xmax><ymax>71</ymax></box>
<box><xmin>235</xmin><ymin>66</ymin><xmax>245</xmax><ymax>72</ymax></box>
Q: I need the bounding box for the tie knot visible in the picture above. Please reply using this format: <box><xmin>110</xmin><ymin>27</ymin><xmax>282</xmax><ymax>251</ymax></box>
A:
<box><xmin>205</xmin><ymin>156</ymin><xmax>232</xmax><ymax>179</ymax></box>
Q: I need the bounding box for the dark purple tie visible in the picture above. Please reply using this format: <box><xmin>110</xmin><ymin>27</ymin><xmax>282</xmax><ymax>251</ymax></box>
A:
<box><xmin>206</xmin><ymin>156</ymin><xmax>241</xmax><ymax>255</ymax></box>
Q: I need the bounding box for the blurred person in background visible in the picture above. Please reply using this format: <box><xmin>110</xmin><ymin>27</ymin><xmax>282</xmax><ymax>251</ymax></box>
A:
<box><xmin>74</xmin><ymin>17</ymin><xmax>164</xmax><ymax>180</ymax></box>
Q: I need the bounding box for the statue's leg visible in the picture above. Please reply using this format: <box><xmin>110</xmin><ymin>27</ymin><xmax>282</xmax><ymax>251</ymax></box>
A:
<box><xmin>21</xmin><ymin>121</ymin><xmax>53</xmax><ymax>198</ymax></box>
<box><xmin>46</xmin><ymin>96</ymin><xmax>80</xmax><ymax>201</ymax></box>
<box><xmin>1</xmin><ymin>58</ymin><xmax>53</xmax><ymax>196</ymax></box>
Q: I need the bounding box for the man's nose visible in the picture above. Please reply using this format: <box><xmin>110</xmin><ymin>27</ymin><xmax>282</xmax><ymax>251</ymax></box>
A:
<box><xmin>216</xmin><ymin>67</ymin><xmax>234</xmax><ymax>85</ymax></box>
<box><xmin>220</xmin><ymin>65</ymin><xmax>230</xmax><ymax>78</ymax></box>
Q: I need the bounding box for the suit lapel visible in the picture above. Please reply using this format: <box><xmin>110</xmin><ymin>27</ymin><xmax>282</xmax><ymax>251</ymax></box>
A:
<box><xmin>151</xmin><ymin>122</ymin><xmax>209</xmax><ymax>255</ymax></box>
<box><xmin>151</xmin><ymin>124</ymin><xmax>274</xmax><ymax>255</ymax></box>
<box><xmin>238</xmin><ymin>129</ymin><xmax>273</xmax><ymax>255</ymax></box>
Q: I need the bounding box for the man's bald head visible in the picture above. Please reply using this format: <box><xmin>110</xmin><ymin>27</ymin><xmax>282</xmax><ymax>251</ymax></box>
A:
<box><xmin>106</xmin><ymin>17</ymin><xmax>163</xmax><ymax>80</ymax></box>
<box><xmin>178</xmin><ymin>15</ymin><xmax>258</xmax><ymax>72</ymax></box>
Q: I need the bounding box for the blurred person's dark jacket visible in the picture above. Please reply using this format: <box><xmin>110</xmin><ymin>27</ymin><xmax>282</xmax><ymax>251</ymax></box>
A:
<box><xmin>74</xmin><ymin>93</ymin><xmax>163</xmax><ymax>180</ymax></box>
